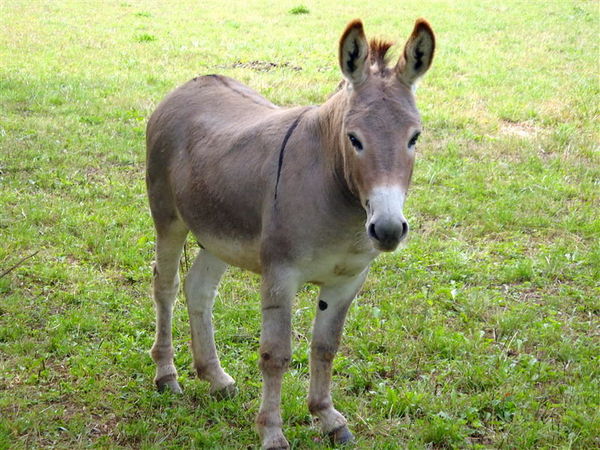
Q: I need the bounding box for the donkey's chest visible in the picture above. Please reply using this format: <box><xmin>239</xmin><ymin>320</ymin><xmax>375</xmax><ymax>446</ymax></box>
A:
<box><xmin>300</xmin><ymin>238</ymin><xmax>379</xmax><ymax>285</ymax></box>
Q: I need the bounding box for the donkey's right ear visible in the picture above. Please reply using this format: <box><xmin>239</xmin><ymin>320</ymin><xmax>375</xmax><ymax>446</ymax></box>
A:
<box><xmin>339</xmin><ymin>19</ymin><xmax>369</xmax><ymax>86</ymax></box>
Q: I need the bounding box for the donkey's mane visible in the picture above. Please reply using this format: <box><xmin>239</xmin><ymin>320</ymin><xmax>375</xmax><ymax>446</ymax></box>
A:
<box><xmin>331</xmin><ymin>38</ymin><xmax>395</xmax><ymax>94</ymax></box>
<box><xmin>369</xmin><ymin>38</ymin><xmax>395</xmax><ymax>73</ymax></box>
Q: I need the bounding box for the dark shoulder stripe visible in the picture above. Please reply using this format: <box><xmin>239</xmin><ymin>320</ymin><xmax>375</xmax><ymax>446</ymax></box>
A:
<box><xmin>274</xmin><ymin>108</ymin><xmax>314</xmax><ymax>202</ymax></box>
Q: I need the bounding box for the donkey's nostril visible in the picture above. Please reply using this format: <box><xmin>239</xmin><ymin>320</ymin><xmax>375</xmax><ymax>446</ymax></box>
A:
<box><xmin>368</xmin><ymin>222</ymin><xmax>379</xmax><ymax>241</ymax></box>
<box><xmin>400</xmin><ymin>220</ymin><xmax>409</xmax><ymax>239</ymax></box>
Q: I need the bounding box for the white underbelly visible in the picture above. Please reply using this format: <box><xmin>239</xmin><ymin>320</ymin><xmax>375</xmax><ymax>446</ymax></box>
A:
<box><xmin>199</xmin><ymin>234</ymin><xmax>262</xmax><ymax>274</ymax></box>
<box><xmin>197</xmin><ymin>232</ymin><xmax>378</xmax><ymax>285</ymax></box>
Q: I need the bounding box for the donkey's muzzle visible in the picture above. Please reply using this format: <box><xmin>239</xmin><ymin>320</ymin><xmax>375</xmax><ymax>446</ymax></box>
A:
<box><xmin>364</xmin><ymin>185</ymin><xmax>409</xmax><ymax>252</ymax></box>
<box><xmin>368</xmin><ymin>218</ymin><xmax>408</xmax><ymax>251</ymax></box>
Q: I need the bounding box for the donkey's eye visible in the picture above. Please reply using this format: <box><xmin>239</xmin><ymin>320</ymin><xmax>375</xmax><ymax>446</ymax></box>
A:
<box><xmin>347</xmin><ymin>133</ymin><xmax>363</xmax><ymax>151</ymax></box>
<box><xmin>408</xmin><ymin>132</ymin><xmax>421</xmax><ymax>148</ymax></box>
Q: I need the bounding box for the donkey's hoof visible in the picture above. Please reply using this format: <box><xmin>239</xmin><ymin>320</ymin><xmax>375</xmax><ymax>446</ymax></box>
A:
<box><xmin>262</xmin><ymin>434</ymin><xmax>290</xmax><ymax>450</ymax></box>
<box><xmin>328</xmin><ymin>425</ymin><xmax>354</xmax><ymax>445</ymax></box>
<box><xmin>210</xmin><ymin>382</ymin><xmax>237</xmax><ymax>399</ymax></box>
<box><xmin>155</xmin><ymin>375</ymin><xmax>183</xmax><ymax>394</ymax></box>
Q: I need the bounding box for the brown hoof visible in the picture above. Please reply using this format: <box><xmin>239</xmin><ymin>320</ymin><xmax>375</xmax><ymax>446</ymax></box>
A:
<box><xmin>329</xmin><ymin>425</ymin><xmax>354</xmax><ymax>445</ymax></box>
<box><xmin>155</xmin><ymin>375</ymin><xmax>183</xmax><ymax>394</ymax></box>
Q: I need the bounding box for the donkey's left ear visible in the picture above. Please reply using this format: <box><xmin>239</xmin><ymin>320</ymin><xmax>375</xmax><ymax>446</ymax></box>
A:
<box><xmin>339</xmin><ymin>19</ymin><xmax>370</xmax><ymax>86</ymax></box>
<box><xmin>396</xmin><ymin>19</ymin><xmax>435</xmax><ymax>88</ymax></box>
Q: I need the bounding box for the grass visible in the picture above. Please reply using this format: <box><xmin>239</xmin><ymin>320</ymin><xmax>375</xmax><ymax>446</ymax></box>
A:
<box><xmin>1</xmin><ymin>0</ymin><xmax>598</xmax><ymax>448</ymax></box>
<box><xmin>289</xmin><ymin>5</ymin><xmax>310</xmax><ymax>15</ymax></box>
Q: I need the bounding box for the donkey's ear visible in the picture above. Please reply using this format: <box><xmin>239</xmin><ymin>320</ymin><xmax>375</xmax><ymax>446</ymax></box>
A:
<box><xmin>396</xmin><ymin>19</ymin><xmax>435</xmax><ymax>88</ymax></box>
<box><xmin>339</xmin><ymin>19</ymin><xmax>370</xmax><ymax>86</ymax></box>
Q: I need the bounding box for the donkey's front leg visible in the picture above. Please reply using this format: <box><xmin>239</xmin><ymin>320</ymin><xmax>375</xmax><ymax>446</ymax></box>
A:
<box><xmin>256</xmin><ymin>268</ymin><xmax>299</xmax><ymax>450</ymax></box>
<box><xmin>308</xmin><ymin>271</ymin><xmax>368</xmax><ymax>444</ymax></box>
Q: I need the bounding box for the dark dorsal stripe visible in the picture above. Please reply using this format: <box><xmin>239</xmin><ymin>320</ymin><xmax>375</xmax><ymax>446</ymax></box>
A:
<box><xmin>274</xmin><ymin>108</ymin><xmax>312</xmax><ymax>201</ymax></box>
<box><xmin>203</xmin><ymin>74</ymin><xmax>276</xmax><ymax>109</ymax></box>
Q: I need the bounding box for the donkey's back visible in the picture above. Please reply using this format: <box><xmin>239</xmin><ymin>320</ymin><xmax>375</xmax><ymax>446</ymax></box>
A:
<box><xmin>146</xmin><ymin>74</ymin><xmax>279</xmax><ymax>192</ymax></box>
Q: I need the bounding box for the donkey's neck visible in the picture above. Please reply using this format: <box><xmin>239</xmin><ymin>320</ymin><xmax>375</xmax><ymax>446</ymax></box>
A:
<box><xmin>315</xmin><ymin>89</ymin><xmax>360</xmax><ymax>207</ymax></box>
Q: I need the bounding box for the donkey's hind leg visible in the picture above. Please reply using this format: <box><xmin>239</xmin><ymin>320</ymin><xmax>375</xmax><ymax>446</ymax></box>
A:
<box><xmin>150</xmin><ymin>219</ymin><xmax>189</xmax><ymax>393</ymax></box>
<box><xmin>184</xmin><ymin>249</ymin><xmax>235</xmax><ymax>397</ymax></box>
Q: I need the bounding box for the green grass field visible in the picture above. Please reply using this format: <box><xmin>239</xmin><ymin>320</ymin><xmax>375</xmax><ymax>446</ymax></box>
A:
<box><xmin>1</xmin><ymin>0</ymin><xmax>598</xmax><ymax>448</ymax></box>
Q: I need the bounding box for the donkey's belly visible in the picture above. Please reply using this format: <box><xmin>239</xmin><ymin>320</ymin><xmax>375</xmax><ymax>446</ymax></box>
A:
<box><xmin>196</xmin><ymin>232</ymin><xmax>263</xmax><ymax>274</ymax></box>
<box><xmin>173</xmin><ymin>158</ymin><xmax>267</xmax><ymax>274</ymax></box>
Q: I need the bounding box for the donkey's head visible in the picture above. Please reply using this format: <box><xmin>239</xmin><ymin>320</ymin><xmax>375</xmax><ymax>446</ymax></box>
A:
<box><xmin>336</xmin><ymin>19</ymin><xmax>435</xmax><ymax>251</ymax></box>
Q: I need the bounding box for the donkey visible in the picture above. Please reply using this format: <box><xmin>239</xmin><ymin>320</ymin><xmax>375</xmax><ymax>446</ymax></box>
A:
<box><xmin>146</xmin><ymin>18</ymin><xmax>434</xmax><ymax>448</ymax></box>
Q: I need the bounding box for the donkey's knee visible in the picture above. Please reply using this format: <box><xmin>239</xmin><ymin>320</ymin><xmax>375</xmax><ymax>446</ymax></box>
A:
<box><xmin>259</xmin><ymin>347</ymin><xmax>291</xmax><ymax>374</ymax></box>
<box><xmin>153</xmin><ymin>264</ymin><xmax>180</xmax><ymax>297</ymax></box>
<box><xmin>311</xmin><ymin>342</ymin><xmax>338</xmax><ymax>363</ymax></box>
<box><xmin>154</xmin><ymin>282</ymin><xmax>179</xmax><ymax>304</ymax></box>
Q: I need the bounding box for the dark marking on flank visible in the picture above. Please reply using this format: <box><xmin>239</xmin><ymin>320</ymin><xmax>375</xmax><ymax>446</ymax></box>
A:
<box><xmin>319</xmin><ymin>300</ymin><xmax>328</xmax><ymax>311</ymax></box>
<box><xmin>347</xmin><ymin>39</ymin><xmax>360</xmax><ymax>73</ymax></box>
